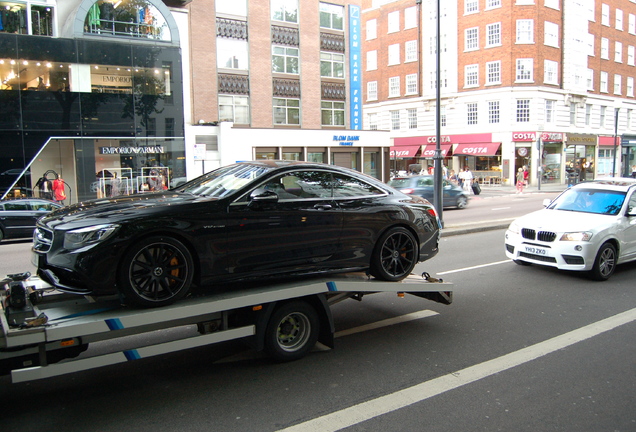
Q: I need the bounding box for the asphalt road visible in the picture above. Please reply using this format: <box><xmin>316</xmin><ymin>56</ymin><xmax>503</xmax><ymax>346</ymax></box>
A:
<box><xmin>1</xmin><ymin>196</ymin><xmax>635</xmax><ymax>432</ymax></box>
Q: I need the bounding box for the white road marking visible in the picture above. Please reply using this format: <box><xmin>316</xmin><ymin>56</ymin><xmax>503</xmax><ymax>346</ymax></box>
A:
<box><xmin>436</xmin><ymin>259</ymin><xmax>511</xmax><ymax>276</ymax></box>
<box><xmin>277</xmin><ymin>307</ymin><xmax>636</xmax><ymax>432</ymax></box>
<box><xmin>334</xmin><ymin>310</ymin><xmax>439</xmax><ymax>338</ymax></box>
<box><xmin>491</xmin><ymin>207</ymin><xmax>511</xmax><ymax>210</ymax></box>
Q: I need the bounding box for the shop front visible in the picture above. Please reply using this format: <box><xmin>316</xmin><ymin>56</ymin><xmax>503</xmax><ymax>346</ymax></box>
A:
<box><xmin>512</xmin><ymin>131</ymin><xmax>564</xmax><ymax>185</ymax></box>
<box><xmin>448</xmin><ymin>134</ymin><xmax>501</xmax><ymax>184</ymax></box>
<box><xmin>565</xmin><ymin>134</ymin><xmax>597</xmax><ymax>185</ymax></box>
<box><xmin>621</xmin><ymin>135</ymin><xmax>636</xmax><ymax>177</ymax></box>
<box><xmin>598</xmin><ymin>136</ymin><xmax>621</xmax><ymax>177</ymax></box>
<box><xmin>391</xmin><ymin>137</ymin><xmax>423</xmax><ymax>175</ymax></box>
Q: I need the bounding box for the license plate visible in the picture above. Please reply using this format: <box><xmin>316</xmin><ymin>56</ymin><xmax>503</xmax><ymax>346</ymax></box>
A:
<box><xmin>524</xmin><ymin>246</ymin><xmax>549</xmax><ymax>256</ymax></box>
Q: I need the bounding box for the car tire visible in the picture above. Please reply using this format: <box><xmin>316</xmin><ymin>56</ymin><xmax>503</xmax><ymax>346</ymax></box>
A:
<box><xmin>264</xmin><ymin>301</ymin><xmax>319</xmax><ymax>362</ymax></box>
<box><xmin>370</xmin><ymin>227</ymin><xmax>418</xmax><ymax>281</ymax></box>
<box><xmin>0</xmin><ymin>228</ymin><xmax>4</xmax><ymax>242</ymax></box>
<box><xmin>589</xmin><ymin>242</ymin><xmax>617</xmax><ymax>281</ymax></box>
<box><xmin>118</xmin><ymin>236</ymin><xmax>194</xmax><ymax>308</ymax></box>
<box><xmin>456</xmin><ymin>195</ymin><xmax>468</xmax><ymax>209</ymax></box>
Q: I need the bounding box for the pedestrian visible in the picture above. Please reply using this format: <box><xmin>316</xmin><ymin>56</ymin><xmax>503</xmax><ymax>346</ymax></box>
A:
<box><xmin>449</xmin><ymin>169</ymin><xmax>458</xmax><ymax>185</ymax></box>
<box><xmin>523</xmin><ymin>165</ymin><xmax>529</xmax><ymax>186</ymax></box>
<box><xmin>459</xmin><ymin>166</ymin><xmax>473</xmax><ymax>195</ymax></box>
<box><xmin>516</xmin><ymin>167</ymin><xmax>525</xmax><ymax>194</ymax></box>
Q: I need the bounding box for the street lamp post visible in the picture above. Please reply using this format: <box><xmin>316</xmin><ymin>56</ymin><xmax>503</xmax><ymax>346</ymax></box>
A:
<box><xmin>432</xmin><ymin>0</ymin><xmax>443</xmax><ymax>224</ymax></box>
<box><xmin>613</xmin><ymin>108</ymin><xmax>620</xmax><ymax>177</ymax></box>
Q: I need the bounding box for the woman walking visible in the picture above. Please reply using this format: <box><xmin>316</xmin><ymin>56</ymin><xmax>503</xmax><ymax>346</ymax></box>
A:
<box><xmin>516</xmin><ymin>167</ymin><xmax>525</xmax><ymax>194</ymax></box>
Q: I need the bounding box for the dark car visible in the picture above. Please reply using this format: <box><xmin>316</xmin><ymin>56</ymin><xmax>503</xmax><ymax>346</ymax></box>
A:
<box><xmin>33</xmin><ymin>161</ymin><xmax>441</xmax><ymax>307</ymax></box>
<box><xmin>0</xmin><ymin>199</ymin><xmax>63</xmax><ymax>242</ymax></box>
<box><xmin>388</xmin><ymin>175</ymin><xmax>469</xmax><ymax>209</ymax></box>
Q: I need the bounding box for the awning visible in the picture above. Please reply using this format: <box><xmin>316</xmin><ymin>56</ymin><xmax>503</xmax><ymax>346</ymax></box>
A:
<box><xmin>421</xmin><ymin>144</ymin><xmax>452</xmax><ymax>158</ymax></box>
<box><xmin>390</xmin><ymin>146</ymin><xmax>421</xmax><ymax>158</ymax></box>
<box><xmin>599</xmin><ymin>136</ymin><xmax>620</xmax><ymax>146</ymax></box>
<box><xmin>454</xmin><ymin>143</ymin><xmax>501</xmax><ymax>156</ymax></box>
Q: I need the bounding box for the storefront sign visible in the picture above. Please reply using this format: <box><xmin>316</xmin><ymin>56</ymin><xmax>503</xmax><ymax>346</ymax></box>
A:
<box><xmin>333</xmin><ymin>135</ymin><xmax>360</xmax><ymax>146</ymax></box>
<box><xmin>566</xmin><ymin>134</ymin><xmax>596</xmax><ymax>144</ymax></box>
<box><xmin>454</xmin><ymin>143</ymin><xmax>501</xmax><ymax>156</ymax></box>
<box><xmin>100</xmin><ymin>146</ymin><xmax>165</xmax><ymax>155</ymax></box>
<box><xmin>390</xmin><ymin>146</ymin><xmax>420</xmax><ymax>158</ymax></box>
<box><xmin>513</xmin><ymin>132</ymin><xmax>564</xmax><ymax>142</ymax></box>
<box><xmin>348</xmin><ymin>5</ymin><xmax>361</xmax><ymax>130</ymax></box>
<box><xmin>422</xmin><ymin>144</ymin><xmax>452</xmax><ymax>157</ymax></box>
<box><xmin>394</xmin><ymin>133</ymin><xmax>492</xmax><ymax>147</ymax></box>
<box><xmin>91</xmin><ymin>74</ymin><xmax>133</xmax><ymax>87</ymax></box>
<box><xmin>540</xmin><ymin>132</ymin><xmax>563</xmax><ymax>142</ymax></box>
<box><xmin>512</xmin><ymin>132</ymin><xmax>537</xmax><ymax>142</ymax></box>
<box><xmin>517</xmin><ymin>147</ymin><xmax>528</xmax><ymax>157</ymax></box>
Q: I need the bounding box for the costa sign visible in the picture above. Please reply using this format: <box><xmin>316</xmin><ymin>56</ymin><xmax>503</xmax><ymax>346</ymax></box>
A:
<box><xmin>426</xmin><ymin>136</ymin><xmax>452</xmax><ymax>143</ymax></box>
<box><xmin>512</xmin><ymin>132</ymin><xmax>537</xmax><ymax>141</ymax></box>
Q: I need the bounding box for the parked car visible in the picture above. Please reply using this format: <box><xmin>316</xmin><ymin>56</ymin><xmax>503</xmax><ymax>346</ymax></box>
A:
<box><xmin>0</xmin><ymin>199</ymin><xmax>62</xmax><ymax>242</ymax></box>
<box><xmin>33</xmin><ymin>161</ymin><xmax>441</xmax><ymax>307</ymax></box>
<box><xmin>387</xmin><ymin>175</ymin><xmax>469</xmax><ymax>209</ymax></box>
<box><xmin>504</xmin><ymin>178</ymin><xmax>636</xmax><ymax>280</ymax></box>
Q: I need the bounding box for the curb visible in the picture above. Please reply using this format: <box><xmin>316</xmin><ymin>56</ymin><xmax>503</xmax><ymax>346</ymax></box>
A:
<box><xmin>440</xmin><ymin>220</ymin><xmax>514</xmax><ymax>237</ymax></box>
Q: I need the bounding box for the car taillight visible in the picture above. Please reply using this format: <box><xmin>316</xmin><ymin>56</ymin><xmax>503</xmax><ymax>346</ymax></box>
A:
<box><xmin>427</xmin><ymin>207</ymin><xmax>439</xmax><ymax>218</ymax></box>
<box><xmin>401</xmin><ymin>188</ymin><xmax>415</xmax><ymax>194</ymax></box>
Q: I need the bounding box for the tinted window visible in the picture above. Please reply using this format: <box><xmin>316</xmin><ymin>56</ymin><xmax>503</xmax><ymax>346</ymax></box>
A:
<box><xmin>3</xmin><ymin>201</ymin><xmax>29</xmax><ymax>210</ymax></box>
<box><xmin>333</xmin><ymin>174</ymin><xmax>385</xmax><ymax>197</ymax></box>
<box><xmin>549</xmin><ymin>188</ymin><xmax>626</xmax><ymax>215</ymax></box>
<box><xmin>264</xmin><ymin>171</ymin><xmax>333</xmax><ymax>199</ymax></box>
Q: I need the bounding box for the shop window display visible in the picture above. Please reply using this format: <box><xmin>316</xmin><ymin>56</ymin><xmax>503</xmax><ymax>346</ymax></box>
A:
<box><xmin>0</xmin><ymin>2</ymin><xmax>53</xmax><ymax>36</ymax></box>
<box><xmin>84</xmin><ymin>0</ymin><xmax>171</xmax><ymax>42</ymax></box>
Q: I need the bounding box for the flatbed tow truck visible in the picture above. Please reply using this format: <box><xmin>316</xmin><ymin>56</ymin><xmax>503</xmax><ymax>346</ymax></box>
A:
<box><xmin>1</xmin><ymin>271</ymin><xmax>452</xmax><ymax>384</ymax></box>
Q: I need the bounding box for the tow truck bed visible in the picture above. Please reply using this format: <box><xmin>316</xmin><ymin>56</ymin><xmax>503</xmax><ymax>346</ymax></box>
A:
<box><xmin>1</xmin><ymin>272</ymin><xmax>451</xmax><ymax>383</ymax></box>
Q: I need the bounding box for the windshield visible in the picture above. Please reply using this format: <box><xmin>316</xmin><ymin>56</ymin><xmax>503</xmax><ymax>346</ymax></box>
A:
<box><xmin>547</xmin><ymin>188</ymin><xmax>626</xmax><ymax>215</ymax></box>
<box><xmin>175</xmin><ymin>163</ymin><xmax>273</xmax><ymax>198</ymax></box>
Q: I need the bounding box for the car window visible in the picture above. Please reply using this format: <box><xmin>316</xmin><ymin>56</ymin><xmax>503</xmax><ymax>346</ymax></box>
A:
<box><xmin>387</xmin><ymin>178</ymin><xmax>410</xmax><ymax>188</ymax></box>
<box><xmin>628</xmin><ymin>193</ymin><xmax>636</xmax><ymax>214</ymax></box>
<box><xmin>548</xmin><ymin>188</ymin><xmax>626</xmax><ymax>215</ymax></box>
<box><xmin>30</xmin><ymin>201</ymin><xmax>57</xmax><ymax>211</ymax></box>
<box><xmin>259</xmin><ymin>171</ymin><xmax>332</xmax><ymax>199</ymax></box>
<box><xmin>333</xmin><ymin>174</ymin><xmax>385</xmax><ymax>198</ymax></box>
<box><xmin>179</xmin><ymin>163</ymin><xmax>272</xmax><ymax>198</ymax></box>
<box><xmin>3</xmin><ymin>201</ymin><xmax>29</xmax><ymax>210</ymax></box>
<box><xmin>416</xmin><ymin>178</ymin><xmax>433</xmax><ymax>187</ymax></box>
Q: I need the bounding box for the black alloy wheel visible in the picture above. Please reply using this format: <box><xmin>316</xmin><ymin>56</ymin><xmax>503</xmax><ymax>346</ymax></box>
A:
<box><xmin>119</xmin><ymin>236</ymin><xmax>194</xmax><ymax>307</ymax></box>
<box><xmin>370</xmin><ymin>227</ymin><xmax>418</xmax><ymax>281</ymax></box>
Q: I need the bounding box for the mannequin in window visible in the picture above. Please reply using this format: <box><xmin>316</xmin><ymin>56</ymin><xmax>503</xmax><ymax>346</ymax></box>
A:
<box><xmin>35</xmin><ymin>174</ymin><xmax>53</xmax><ymax>200</ymax></box>
<box><xmin>52</xmin><ymin>175</ymin><xmax>66</xmax><ymax>204</ymax></box>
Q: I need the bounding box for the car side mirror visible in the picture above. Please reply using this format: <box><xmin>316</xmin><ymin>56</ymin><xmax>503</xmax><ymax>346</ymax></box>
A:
<box><xmin>248</xmin><ymin>188</ymin><xmax>278</xmax><ymax>207</ymax></box>
<box><xmin>542</xmin><ymin>198</ymin><xmax>552</xmax><ymax>207</ymax></box>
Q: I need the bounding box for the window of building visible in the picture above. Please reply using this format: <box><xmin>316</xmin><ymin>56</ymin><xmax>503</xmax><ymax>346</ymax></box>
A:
<box><xmin>601</xmin><ymin>38</ymin><xmax>609</xmax><ymax>59</ymax></box>
<box><xmin>390</xmin><ymin>110</ymin><xmax>400</xmax><ymax>130</ymax></box>
<box><xmin>487</xmin><ymin>0</ymin><xmax>502</xmax><ymax>9</ymax></box>
<box><xmin>366</xmin><ymin>19</ymin><xmax>377</xmax><ymax>40</ymax></box>
<box><xmin>486</xmin><ymin>23</ymin><xmax>501</xmax><ymax>47</ymax></box>
<box><xmin>219</xmin><ymin>95</ymin><xmax>250</xmax><ymax>124</ymax></box>
<box><xmin>614</xmin><ymin>74</ymin><xmax>622</xmax><ymax>95</ymax></box>
<box><xmin>405</xmin><ymin>6</ymin><xmax>417</xmax><ymax>29</ymax></box>
<box><xmin>273</xmin><ymin>98</ymin><xmax>300</xmax><ymax>125</ymax></box>
<box><xmin>465</xmin><ymin>27</ymin><xmax>479</xmax><ymax>51</ymax></box>
<box><xmin>368</xmin><ymin>113</ymin><xmax>378</xmax><ymax>130</ymax></box>
<box><xmin>389</xmin><ymin>76</ymin><xmax>400</xmax><ymax>97</ymax></box>
<box><xmin>465</xmin><ymin>64</ymin><xmax>479</xmax><ymax>87</ymax></box>
<box><xmin>407</xmin><ymin>108</ymin><xmax>417</xmax><ymax>129</ymax></box>
<box><xmin>587</xmin><ymin>69</ymin><xmax>594</xmax><ymax>90</ymax></box>
<box><xmin>516</xmin><ymin>99</ymin><xmax>530</xmax><ymax>123</ymax></box>
<box><xmin>600</xmin><ymin>71</ymin><xmax>609</xmax><ymax>92</ymax></box>
<box><xmin>84</xmin><ymin>1</ymin><xmax>169</xmax><ymax>40</ymax></box>
<box><xmin>628</xmin><ymin>109</ymin><xmax>633</xmax><ymax>129</ymax></box>
<box><xmin>441</xmin><ymin>106</ymin><xmax>447</xmax><ymax>126</ymax></box>
<box><xmin>367</xmin><ymin>81</ymin><xmax>378</xmax><ymax>101</ymax></box>
<box><xmin>467</xmin><ymin>102</ymin><xmax>478</xmax><ymax>125</ymax></box>
<box><xmin>216</xmin><ymin>0</ymin><xmax>247</xmax><ymax>15</ymax></box>
<box><xmin>272</xmin><ymin>0</ymin><xmax>298</xmax><ymax>23</ymax></box>
<box><xmin>630</xmin><ymin>14</ymin><xmax>636</xmax><ymax>34</ymax></box>
<box><xmin>601</xmin><ymin>4</ymin><xmax>610</xmax><ymax>26</ymax></box>
<box><xmin>489</xmin><ymin>101</ymin><xmax>500</xmax><ymax>124</ymax></box>
<box><xmin>629</xmin><ymin>46</ymin><xmax>635</xmax><ymax>65</ymax></box>
<box><xmin>516</xmin><ymin>19</ymin><xmax>534</xmax><ymax>44</ymax></box>
<box><xmin>600</xmin><ymin>106</ymin><xmax>607</xmax><ymax>127</ymax></box>
<box><xmin>615</xmin><ymin>42</ymin><xmax>623</xmax><ymax>62</ymax></box>
<box><xmin>544</xmin><ymin>60</ymin><xmax>558</xmax><ymax>85</ymax></box>
<box><xmin>388</xmin><ymin>11</ymin><xmax>400</xmax><ymax>33</ymax></box>
<box><xmin>388</xmin><ymin>44</ymin><xmax>400</xmax><ymax>65</ymax></box>
<box><xmin>544</xmin><ymin>22</ymin><xmax>559</xmax><ymax>47</ymax></box>
<box><xmin>320</xmin><ymin>52</ymin><xmax>344</xmax><ymax>78</ymax></box>
<box><xmin>569</xmin><ymin>103</ymin><xmax>577</xmax><ymax>125</ymax></box>
<box><xmin>366</xmin><ymin>50</ymin><xmax>377</xmax><ymax>70</ymax></box>
<box><xmin>405</xmin><ymin>40</ymin><xmax>418</xmax><ymax>62</ymax></box>
<box><xmin>545</xmin><ymin>0</ymin><xmax>559</xmax><ymax>9</ymax></box>
<box><xmin>406</xmin><ymin>74</ymin><xmax>418</xmax><ymax>94</ymax></box>
<box><xmin>321</xmin><ymin>101</ymin><xmax>345</xmax><ymax>126</ymax></box>
<box><xmin>516</xmin><ymin>58</ymin><xmax>533</xmax><ymax>82</ymax></box>
<box><xmin>319</xmin><ymin>3</ymin><xmax>344</xmax><ymax>30</ymax></box>
<box><xmin>585</xmin><ymin>104</ymin><xmax>592</xmax><ymax>125</ymax></box>
<box><xmin>486</xmin><ymin>61</ymin><xmax>501</xmax><ymax>85</ymax></box>
<box><xmin>616</xmin><ymin>9</ymin><xmax>623</xmax><ymax>30</ymax></box>
<box><xmin>465</xmin><ymin>0</ymin><xmax>479</xmax><ymax>14</ymax></box>
<box><xmin>628</xmin><ymin>77</ymin><xmax>635</xmax><ymax>97</ymax></box>
<box><xmin>272</xmin><ymin>46</ymin><xmax>299</xmax><ymax>74</ymax></box>
<box><xmin>545</xmin><ymin>100</ymin><xmax>556</xmax><ymax>123</ymax></box>
<box><xmin>217</xmin><ymin>38</ymin><xmax>249</xmax><ymax>70</ymax></box>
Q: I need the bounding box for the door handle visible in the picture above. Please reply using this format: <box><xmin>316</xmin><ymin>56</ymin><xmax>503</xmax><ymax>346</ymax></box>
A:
<box><xmin>313</xmin><ymin>204</ymin><xmax>332</xmax><ymax>210</ymax></box>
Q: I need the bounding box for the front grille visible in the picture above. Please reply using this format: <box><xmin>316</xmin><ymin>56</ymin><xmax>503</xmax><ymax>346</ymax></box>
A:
<box><xmin>521</xmin><ymin>228</ymin><xmax>556</xmax><ymax>243</ymax></box>
<box><xmin>519</xmin><ymin>252</ymin><xmax>557</xmax><ymax>263</ymax></box>
<box><xmin>33</xmin><ymin>227</ymin><xmax>53</xmax><ymax>252</ymax></box>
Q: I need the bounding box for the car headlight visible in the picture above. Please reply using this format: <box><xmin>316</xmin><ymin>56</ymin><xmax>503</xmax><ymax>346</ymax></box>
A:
<box><xmin>560</xmin><ymin>231</ymin><xmax>593</xmax><ymax>242</ymax></box>
<box><xmin>507</xmin><ymin>221</ymin><xmax>520</xmax><ymax>235</ymax></box>
<box><xmin>64</xmin><ymin>224</ymin><xmax>119</xmax><ymax>250</ymax></box>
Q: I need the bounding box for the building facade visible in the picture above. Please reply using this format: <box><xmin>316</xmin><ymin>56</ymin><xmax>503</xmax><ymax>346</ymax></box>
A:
<box><xmin>184</xmin><ymin>0</ymin><xmax>392</xmax><ymax>182</ymax></box>
<box><xmin>362</xmin><ymin>0</ymin><xmax>636</xmax><ymax>186</ymax></box>
<box><xmin>0</xmin><ymin>0</ymin><xmax>190</xmax><ymax>203</ymax></box>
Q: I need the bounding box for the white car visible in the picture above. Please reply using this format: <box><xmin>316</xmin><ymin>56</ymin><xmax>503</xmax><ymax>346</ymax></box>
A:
<box><xmin>504</xmin><ymin>178</ymin><xmax>636</xmax><ymax>280</ymax></box>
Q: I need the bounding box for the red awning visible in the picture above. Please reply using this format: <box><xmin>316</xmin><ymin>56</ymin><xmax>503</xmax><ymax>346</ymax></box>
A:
<box><xmin>599</xmin><ymin>136</ymin><xmax>620</xmax><ymax>146</ymax></box>
<box><xmin>421</xmin><ymin>144</ymin><xmax>453</xmax><ymax>158</ymax></box>
<box><xmin>390</xmin><ymin>146</ymin><xmax>421</xmax><ymax>158</ymax></box>
<box><xmin>454</xmin><ymin>143</ymin><xmax>501</xmax><ymax>156</ymax></box>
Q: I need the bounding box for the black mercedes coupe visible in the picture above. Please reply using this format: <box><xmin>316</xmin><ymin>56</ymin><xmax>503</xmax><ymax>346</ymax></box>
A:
<box><xmin>33</xmin><ymin>161</ymin><xmax>441</xmax><ymax>307</ymax></box>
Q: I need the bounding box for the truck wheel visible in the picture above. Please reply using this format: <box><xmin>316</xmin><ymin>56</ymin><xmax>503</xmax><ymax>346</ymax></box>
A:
<box><xmin>264</xmin><ymin>301</ymin><xmax>319</xmax><ymax>362</ymax></box>
<box><xmin>370</xmin><ymin>227</ymin><xmax>418</xmax><ymax>281</ymax></box>
<box><xmin>118</xmin><ymin>236</ymin><xmax>194</xmax><ymax>308</ymax></box>
<box><xmin>589</xmin><ymin>242</ymin><xmax>616</xmax><ymax>281</ymax></box>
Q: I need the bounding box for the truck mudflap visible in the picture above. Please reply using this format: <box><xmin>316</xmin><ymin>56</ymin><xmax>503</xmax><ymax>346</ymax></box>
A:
<box><xmin>408</xmin><ymin>291</ymin><xmax>452</xmax><ymax>305</ymax></box>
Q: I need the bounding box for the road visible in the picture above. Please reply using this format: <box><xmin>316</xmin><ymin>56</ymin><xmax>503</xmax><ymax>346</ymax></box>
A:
<box><xmin>1</xmin><ymin>195</ymin><xmax>635</xmax><ymax>432</ymax></box>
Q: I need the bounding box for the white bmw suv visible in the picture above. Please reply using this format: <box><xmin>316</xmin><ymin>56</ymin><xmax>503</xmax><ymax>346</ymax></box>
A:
<box><xmin>505</xmin><ymin>178</ymin><xmax>636</xmax><ymax>280</ymax></box>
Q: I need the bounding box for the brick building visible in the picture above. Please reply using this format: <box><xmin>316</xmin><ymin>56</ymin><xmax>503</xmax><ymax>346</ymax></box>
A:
<box><xmin>363</xmin><ymin>0</ymin><xmax>636</xmax><ymax>186</ymax></box>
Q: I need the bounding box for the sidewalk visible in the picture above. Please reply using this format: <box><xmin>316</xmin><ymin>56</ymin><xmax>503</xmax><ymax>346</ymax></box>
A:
<box><xmin>440</xmin><ymin>182</ymin><xmax>567</xmax><ymax>237</ymax></box>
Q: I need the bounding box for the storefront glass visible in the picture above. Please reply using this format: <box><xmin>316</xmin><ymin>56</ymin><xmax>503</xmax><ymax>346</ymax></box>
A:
<box><xmin>0</xmin><ymin>2</ymin><xmax>54</xmax><ymax>36</ymax></box>
<box><xmin>541</xmin><ymin>143</ymin><xmax>562</xmax><ymax>183</ymax></box>
<box><xmin>364</xmin><ymin>151</ymin><xmax>379</xmax><ymax>179</ymax></box>
<box><xmin>565</xmin><ymin>145</ymin><xmax>595</xmax><ymax>184</ymax></box>
<box><xmin>84</xmin><ymin>1</ymin><xmax>171</xmax><ymax>42</ymax></box>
